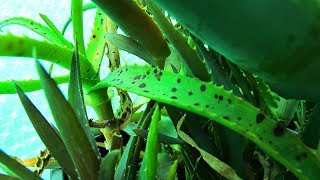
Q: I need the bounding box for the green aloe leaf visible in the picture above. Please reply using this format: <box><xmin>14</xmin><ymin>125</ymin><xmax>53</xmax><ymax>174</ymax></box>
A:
<box><xmin>152</xmin><ymin>0</ymin><xmax>320</xmax><ymax>101</ymax></box>
<box><xmin>62</xmin><ymin>2</ymin><xmax>97</xmax><ymax>35</ymax></box>
<box><xmin>105</xmin><ymin>33</ymin><xmax>157</xmax><ymax>66</ymax></box>
<box><xmin>145</xmin><ymin>0</ymin><xmax>210</xmax><ymax>81</ymax></box>
<box><xmin>85</xmin><ymin>8</ymin><xmax>107</xmax><ymax>74</ymax></box>
<box><xmin>91</xmin><ymin>65</ymin><xmax>320</xmax><ymax>179</ymax></box>
<box><xmin>0</xmin><ymin>149</ymin><xmax>41</xmax><ymax>180</ymax></box>
<box><xmin>139</xmin><ymin>105</ymin><xmax>160</xmax><ymax>179</ymax></box>
<box><xmin>13</xmin><ymin>83</ymin><xmax>78</xmax><ymax>179</ymax></box>
<box><xmin>177</xmin><ymin>116</ymin><xmax>241</xmax><ymax>180</ymax></box>
<box><xmin>99</xmin><ymin>150</ymin><xmax>120</xmax><ymax>180</ymax></box>
<box><xmin>35</xmin><ymin>51</ymin><xmax>99</xmax><ymax>179</ymax></box>
<box><xmin>0</xmin><ymin>17</ymin><xmax>65</xmax><ymax>46</ymax></box>
<box><xmin>133</xmin><ymin>129</ymin><xmax>183</xmax><ymax>145</ymax></box>
<box><xmin>92</xmin><ymin>0</ymin><xmax>170</xmax><ymax>68</ymax></box>
<box><xmin>114</xmin><ymin>137</ymin><xmax>136</xmax><ymax>180</ymax></box>
<box><xmin>0</xmin><ymin>75</ymin><xmax>69</xmax><ymax>94</ymax></box>
<box><xmin>39</xmin><ymin>13</ymin><xmax>73</xmax><ymax>48</ymax></box>
<box><xmin>300</xmin><ymin>103</ymin><xmax>320</xmax><ymax>149</ymax></box>
<box><xmin>68</xmin><ymin>45</ymin><xmax>100</xmax><ymax>158</ymax></box>
<box><xmin>0</xmin><ymin>174</ymin><xmax>19</xmax><ymax>180</ymax></box>
<box><xmin>0</xmin><ymin>34</ymin><xmax>95</xmax><ymax>80</ymax></box>
<box><xmin>72</xmin><ymin>0</ymin><xmax>86</xmax><ymax>56</ymax></box>
<box><xmin>167</xmin><ymin>160</ymin><xmax>178</xmax><ymax>180</ymax></box>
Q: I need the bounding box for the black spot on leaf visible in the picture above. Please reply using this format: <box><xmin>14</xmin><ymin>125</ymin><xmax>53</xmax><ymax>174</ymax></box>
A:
<box><xmin>273</xmin><ymin>124</ymin><xmax>285</xmax><ymax>136</ymax></box>
<box><xmin>188</xmin><ymin>91</ymin><xmax>193</xmax><ymax>96</ymax></box>
<box><xmin>172</xmin><ymin>88</ymin><xmax>177</xmax><ymax>92</ymax></box>
<box><xmin>194</xmin><ymin>103</ymin><xmax>200</xmax><ymax>106</ymax></box>
<box><xmin>295</xmin><ymin>153</ymin><xmax>307</xmax><ymax>161</ymax></box>
<box><xmin>153</xmin><ymin>69</ymin><xmax>158</xmax><ymax>74</ymax></box>
<box><xmin>177</xmin><ymin>78</ymin><xmax>181</xmax><ymax>83</ymax></box>
<box><xmin>155</xmin><ymin>72</ymin><xmax>163</xmax><ymax>81</ymax></box>
<box><xmin>205</xmin><ymin>104</ymin><xmax>209</xmax><ymax>108</ymax></box>
<box><xmin>139</xmin><ymin>83</ymin><xmax>146</xmax><ymax>88</ymax></box>
<box><xmin>170</xmin><ymin>96</ymin><xmax>177</xmax><ymax>99</ymax></box>
<box><xmin>256</xmin><ymin>113</ymin><xmax>265</xmax><ymax>123</ymax></box>
<box><xmin>200</xmin><ymin>84</ymin><xmax>206</xmax><ymax>92</ymax></box>
<box><xmin>146</xmin><ymin>70</ymin><xmax>150</xmax><ymax>75</ymax></box>
<box><xmin>228</xmin><ymin>99</ymin><xmax>232</xmax><ymax>104</ymax></box>
<box><xmin>237</xmin><ymin>117</ymin><xmax>242</xmax><ymax>121</ymax></box>
<box><xmin>143</xmin><ymin>90</ymin><xmax>149</xmax><ymax>93</ymax></box>
<box><xmin>142</xmin><ymin>75</ymin><xmax>146</xmax><ymax>79</ymax></box>
<box><xmin>223</xmin><ymin>116</ymin><xmax>229</xmax><ymax>120</ymax></box>
<box><xmin>214</xmin><ymin>94</ymin><xmax>218</xmax><ymax>99</ymax></box>
<box><xmin>133</xmin><ymin>75</ymin><xmax>142</xmax><ymax>80</ymax></box>
<box><xmin>218</xmin><ymin>95</ymin><xmax>223</xmax><ymax>101</ymax></box>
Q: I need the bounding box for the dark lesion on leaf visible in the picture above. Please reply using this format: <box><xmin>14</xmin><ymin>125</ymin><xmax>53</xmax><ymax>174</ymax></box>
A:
<box><xmin>273</xmin><ymin>124</ymin><xmax>285</xmax><ymax>136</ymax></box>
<box><xmin>139</xmin><ymin>83</ymin><xmax>146</xmax><ymax>88</ymax></box>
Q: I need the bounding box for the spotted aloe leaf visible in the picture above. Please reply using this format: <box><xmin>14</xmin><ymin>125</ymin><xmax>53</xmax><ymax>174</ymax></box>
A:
<box><xmin>85</xmin><ymin>8</ymin><xmax>107</xmax><ymax>75</ymax></box>
<box><xmin>39</xmin><ymin>13</ymin><xmax>73</xmax><ymax>48</ymax></box>
<box><xmin>0</xmin><ymin>75</ymin><xmax>69</xmax><ymax>94</ymax></box>
<box><xmin>92</xmin><ymin>0</ymin><xmax>170</xmax><ymax>68</ymax></box>
<box><xmin>92</xmin><ymin>65</ymin><xmax>320</xmax><ymax>179</ymax></box>
<box><xmin>0</xmin><ymin>17</ymin><xmax>66</xmax><ymax>46</ymax></box>
<box><xmin>0</xmin><ymin>34</ymin><xmax>96</xmax><ymax>80</ymax></box>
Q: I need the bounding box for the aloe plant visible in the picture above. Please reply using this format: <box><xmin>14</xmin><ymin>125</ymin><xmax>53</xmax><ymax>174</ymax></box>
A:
<box><xmin>0</xmin><ymin>0</ymin><xmax>319</xmax><ymax>179</ymax></box>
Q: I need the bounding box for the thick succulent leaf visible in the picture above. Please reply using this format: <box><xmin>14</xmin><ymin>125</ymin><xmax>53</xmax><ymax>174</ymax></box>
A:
<box><xmin>105</xmin><ymin>33</ymin><xmax>157</xmax><ymax>66</ymax></box>
<box><xmin>139</xmin><ymin>105</ymin><xmax>160</xmax><ymax>179</ymax></box>
<box><xmin>99</xmin><ymin>150</ymin><xmax>120</xmax><ymax>180</ymax></box>
<box><xmin>92</xmin><ymin>0</ymin><xmax>170</xmax><ymax>68</ymax></box>
<box><xmin>35</xmin><ymin>59</ymin><xmax>99</xmax><ymax>179</ymax></box>
<box><xmin>68</xmin><ymin>47</ymin><xmax>100</xmax><ymax>158</ymax></box>
<box><xmin>92</xmin><ymin>65</ymin><xmax>320</xmax><ymax>179</ymax></box>
<box><xmin>86</xmin><ymin>8</ymin><xmax>107</xmax><ymax>74</ymax></box>
<box><xmin>133</xmin><ymin>129</ymin><xmax>183</xmax><ymax>144</ymax></box>
<box><xmin>0</xmin><ymin>75</ymin><xmax>69</xmax><ymax>94</ymax></box>
<box><xmin>300</xmin><ymin>103</ymin><xmax>320</xmax><ymax>149</ymax></box>
<box><xmin>0</xmin><ymin>17</ymin><xmax>65</xmax><ymax>46</ymax></box>
<box><xmin>167</xmin><ymin>160</ymin><xmax>178</xmax><ymax>180</ymax></box>
<box><xmin>0</xmin><ymin>149</ymin><xmax>41</xmax><ymax>180</ymax></box>
<box><xmin>72</xmin><ymin>0</ymin><xmax>86</xmax><ymax>56</ymax></box>
<box><xmin>13</xmin><ymin>83</ymin><xmax>78</xmax><ymax>179</ymax></box>
<box><xmin>114</xmin><ymin>137</ymin><xmax>136</xmax><ymax>180</ymax></box>
<box><xmin>62</xmin><ymin>2</ymin><xmax>97</xmax><ymax>35</ymax></box>
<box><xmin>0</xmin><ymin>34</ymin><xmax>96</xmax><ymax>79</ymax></box>
<box><xmin>145</xmin><ymin>0</ymin><xmax>210</xmax><ymax>81</ymax></box>
<box><xmin>0</xmin><ymin>174</ymin><xmax>19</xmax><ymax>180</ymax></box>
<box><xmin>152</xmin><ymin>0</ymin><xmax>320</xmax><ymax>101</ymax></box>
<box><xmin>39</xmin><ymin>13</ymin><xmax>73</xmax><ymax>48</ymax></box>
